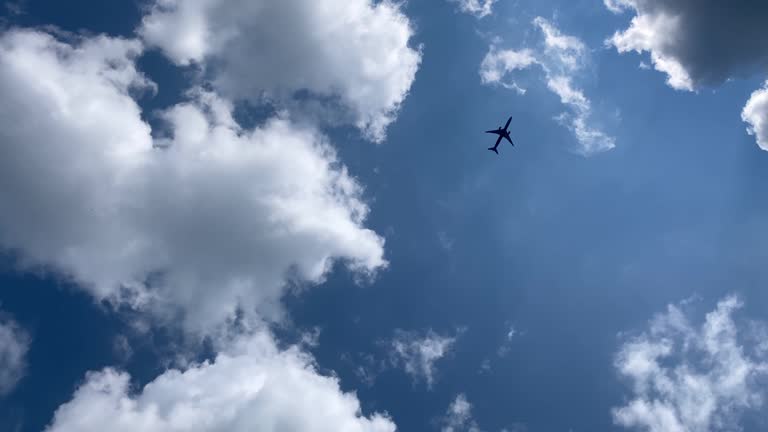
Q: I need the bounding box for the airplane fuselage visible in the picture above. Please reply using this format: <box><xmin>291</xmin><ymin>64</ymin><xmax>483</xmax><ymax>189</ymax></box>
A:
<box><xmin>485</xmin><ymin>116</ymin><xmax>515</xmax><ymax>154</ymax></box>
<box><xmin>493</xmin><ymin>128</ymin><xmax>511</xmax><ymax>140</ymax></box>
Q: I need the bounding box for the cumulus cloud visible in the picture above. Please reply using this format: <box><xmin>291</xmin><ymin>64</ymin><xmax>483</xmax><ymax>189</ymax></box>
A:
<box><xmin>742</xmin><ymin>80</ymin><xmax>768</xmax><ymax>151</ymax></box>
<box><xmin>604</xmin><ymin>0</ymin><xmax>768</xmax><ymax>90</ymax></box>
<box><xmin>45</xmin><ymin>329</ymin><xmax>396</xmax><ymax>432</ymax></box>
<box><xmin>0</xmin><ymin>312</ymin><xmax>30</xmax><ymax>396</ymax></box>
<box><xmin>389</xmin><ymin>328</ymin><xmax>460</xmax><ymax>389</ymax></box>
<box><xmin>0</xmin><ymin>29</ymin><xmax>385</xmax><ymax>332</ymax></box>
<box><xmin>139</xmin><ymin>0</ymin><xmax>422</xmax><ymax>142</ymax></box>
<box><xmin>480</xmin><ymin>18</ymin><xmax>615</xmax><ymax>154</ymax></box>
<box><xmin>612</xmin><ymin>295</ymin><xmax>768</xmax><ymax>432</ymax></box>
<box><xmin>441</xmin><ymin>394</ymin><xmax>481</xmax><ymax>432</ymax></box>
<box><xmin>447</xmin><ymin>0</ymin><xmax>496</xmax><ymax>18</ymax></box>
<box><xmin>604</xmin><ymin>1</ymin><xmax>768</xmax><ymax>150</ymax></box>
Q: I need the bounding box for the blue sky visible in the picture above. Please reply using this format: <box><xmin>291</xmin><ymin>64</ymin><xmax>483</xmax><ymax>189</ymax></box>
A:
<box><xmin>1</xmin><ymin>0</ymin><xmax>768</xmax><ymax>431</ymax></box>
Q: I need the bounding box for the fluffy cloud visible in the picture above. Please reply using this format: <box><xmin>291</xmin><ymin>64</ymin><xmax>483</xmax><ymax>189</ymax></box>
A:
<box><xmin>612</xmin><ymin>296</ymin><xmax>768</xmax><ymax>432</ymax></box>
<box><xmin>604</xmin><ymin>0</ymin><xmax>768</xmax><ymax>90</ymax></box>
<box><xmin>0</xmin><ymin>29</ymin><xmax>385</xmax><ymax>332</ymax></box>
<box><xmin>0</xmin><ymin>312</ymin><xmax>30</xmax><ymax>396</ymax></box>
<box><xmin>139</xmin><ymin>0</ymin><xmax>422</xmax><ymax>142</ymax></box>
<box><xmin>447</xmin><ymin>0</ymin><xmax>496</xmax><ymax>18</ymax></box>
<box><xmin>45</xmin><ymin>330</ymin><xmax>396</xmax><ymax>432</ymax></box>
<box><xmin>480</xmin><ymin>18</ymin><xmax>615</xmax><ymax>154</ymax></box>
<box><xmin>441</xmin><ymin>394</ymin><xmax>481</xmax><ymax>432</ymax></box>
<box><xmin>741</xmin><ymin>80</ymin><xmax>768</xmax><ymax>151</ymax></box>
<box><xmin>388</xmin><ymin>328</ymin><xmax>460</xmax><ymax>389</ymax></box>
<box><xmin>605</xmin><ymin>1</ymin><xmax>768</xmax><ymax>150</ymax></box>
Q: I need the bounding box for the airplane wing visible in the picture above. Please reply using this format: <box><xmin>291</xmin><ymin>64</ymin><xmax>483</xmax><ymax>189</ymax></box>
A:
<box><xmin>504</xmin><ymin>135</ymin><xmax>514</xmax><ymax>146</ymax></box>
<box><xmin>503</xmin><ymin>116</ymin><xmax>512</xmax><ymax>130</ymax></box>
<box><xmin>485</xmin><ymin>129</ymin><xmax>502</xmax><ymax>135</ymax></box>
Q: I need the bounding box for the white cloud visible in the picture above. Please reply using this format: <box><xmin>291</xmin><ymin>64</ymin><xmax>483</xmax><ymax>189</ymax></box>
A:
<box><xmin>497</xmin><ymin>324</ymin><xmax>518</xmax><ymax>358</ymax></box>
<box><xmin>612</xmin><ymin>295</ymin><xmax>768</xmax><ymax>432</ymax></box>
<box><xmin>480</xmin><ymin>18</ymin><xmax>615</xmax><ymax>154</ymax></box>
<box><xmin>548</xmin><ymin>76</ymin><xmax>616</xmax><ymax>154</ymax></box>
<box><xmin>389</xmin><ymin>329</ymin><xmax>460</xmax><ymax>389</ymax></box>
<box><xmin>603</xmin><ymin>0</ymin><xmax>632</xmax><ymax>14</ymax></box>
<box><xmin>605</xmin><ymin>1</ymin><xmax>768</xmax><ymax>150</ymax></box>
<box><xmin>441</xmin><ymin>394</ymin><xmax>481</xmax><ymax>432</ymax></box>
<box><xmin>350</xmin><ymin>351</ymin><xmax>389</xmax><ymax>387</ymax></box>
<box><xmin>479</xmin><ymin>47</ymin><xmax>537</xmax><ymax>94</ymax></box>
<box><xmin>604</xmin><ymin>0</ymin><xmax>768</xmax><ymax>90</ymax></box>
<box><xmin>547</xmin><ymin>75</ymin><xmax>589</xmax><ymax>110</ymax></box>
<box><xmin>533</xmin><ymin>17</ymin><xmax>586</xmax><ymax>71</ymax></box>
<box><xmin>742</xmin><ymin>80</ymin><xmax>768</xmax><ymax>151</ymax></box>
<box><xmin>535</xmin><ymin>18</ymin><xmax>615</xmax><ymax>154</ymax></box>
<box><xmin>45</xmin><ymin>329</ymin><xmax>396</xmax><ymax>432</ymax></box>
<box><xmin>448</xmin><ymin>0</ymin><xmax>496</xmax><ymax>19</ymax></box>
<box><xmin>607</xmin><ymin>10</ymin><xmax>692</xmax><ymax>90</ymax></box>
<box><xmin>0</xmin><ymin>312</ymin><xmax>30</xmax><ymax>396</ymax></box>
<box><xmin>0</xmin><ymin>29</ymin><xmax>386</xmax><ymax>332</ymax></box>
<box><xmin>299</xmin><ymin>326</ymin><xmax>322</xmax><ymax>349</ymax></box>
<box><xmin>139</xmin><ymin>0</ymin><xmax>422</xmax><ymax>143</ymax></box>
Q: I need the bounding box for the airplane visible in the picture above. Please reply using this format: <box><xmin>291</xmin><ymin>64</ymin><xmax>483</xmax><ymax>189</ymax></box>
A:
<box><xmin>485</xmin><ymin>116</ymin><xmax>514</xmax><ymax>154</ymax></box>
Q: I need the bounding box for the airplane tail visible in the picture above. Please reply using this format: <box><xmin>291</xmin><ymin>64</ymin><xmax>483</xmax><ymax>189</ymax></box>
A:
<box><xmin>488</xmin><ymin>147</ymin><xmax>498</xmax><ymax>154</ymax></box>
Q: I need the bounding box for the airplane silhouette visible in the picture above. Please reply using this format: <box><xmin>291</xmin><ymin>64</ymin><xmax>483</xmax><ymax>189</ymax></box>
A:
<box><xmin>485</xmin><ymin>116</ymin><xmax>514</xmax><ymax>154</ymax></box>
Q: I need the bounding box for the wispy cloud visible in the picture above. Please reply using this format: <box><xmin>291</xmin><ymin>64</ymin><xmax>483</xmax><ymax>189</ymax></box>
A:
<box><xmin>3</xmin><ymin>0</ymin><xmax>25</xmax><ymax>16</ymax></box>
<box><xmin>480</xmin><ymin>47</ymin><xmax>538</xmax><ymax>94</ymax></box>
<box><xmin>447</xmin><ymin>0</ymin><xmax>496</xmax><ymax>19</ymax></box>
<box><xmin>0</xmin><ymin>311</ymin><xmax>30</xmax><ymax>396</ymax></box>
<box><xmin>437</xmin><ymin>231</ymin><xmax>455</xmax><ymax>251</ymax></box>
<box><xmin>440</xmin><ymin>394</ymin><xmax>482</xmax><ymax>432</ymax></box>
<box><xmin>479</xmin><ymin>18</ymin><xmax>615</xmax><ymax>155</ymax></box>
<box><xmin>389</xmin><ymin>328</ymin><xmax>463</xmax><ymax>389</ymax></box>
<box><xmin>497</xmin><ymin>324</ymin><xmax>519</xmax><ymax>358</ymax></box>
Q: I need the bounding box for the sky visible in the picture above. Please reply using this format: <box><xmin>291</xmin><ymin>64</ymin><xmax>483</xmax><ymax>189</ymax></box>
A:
<box><xmin>1</xmin><ymin>0</ymin><xmax>768</xmax><ymax>431</ymax></box>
